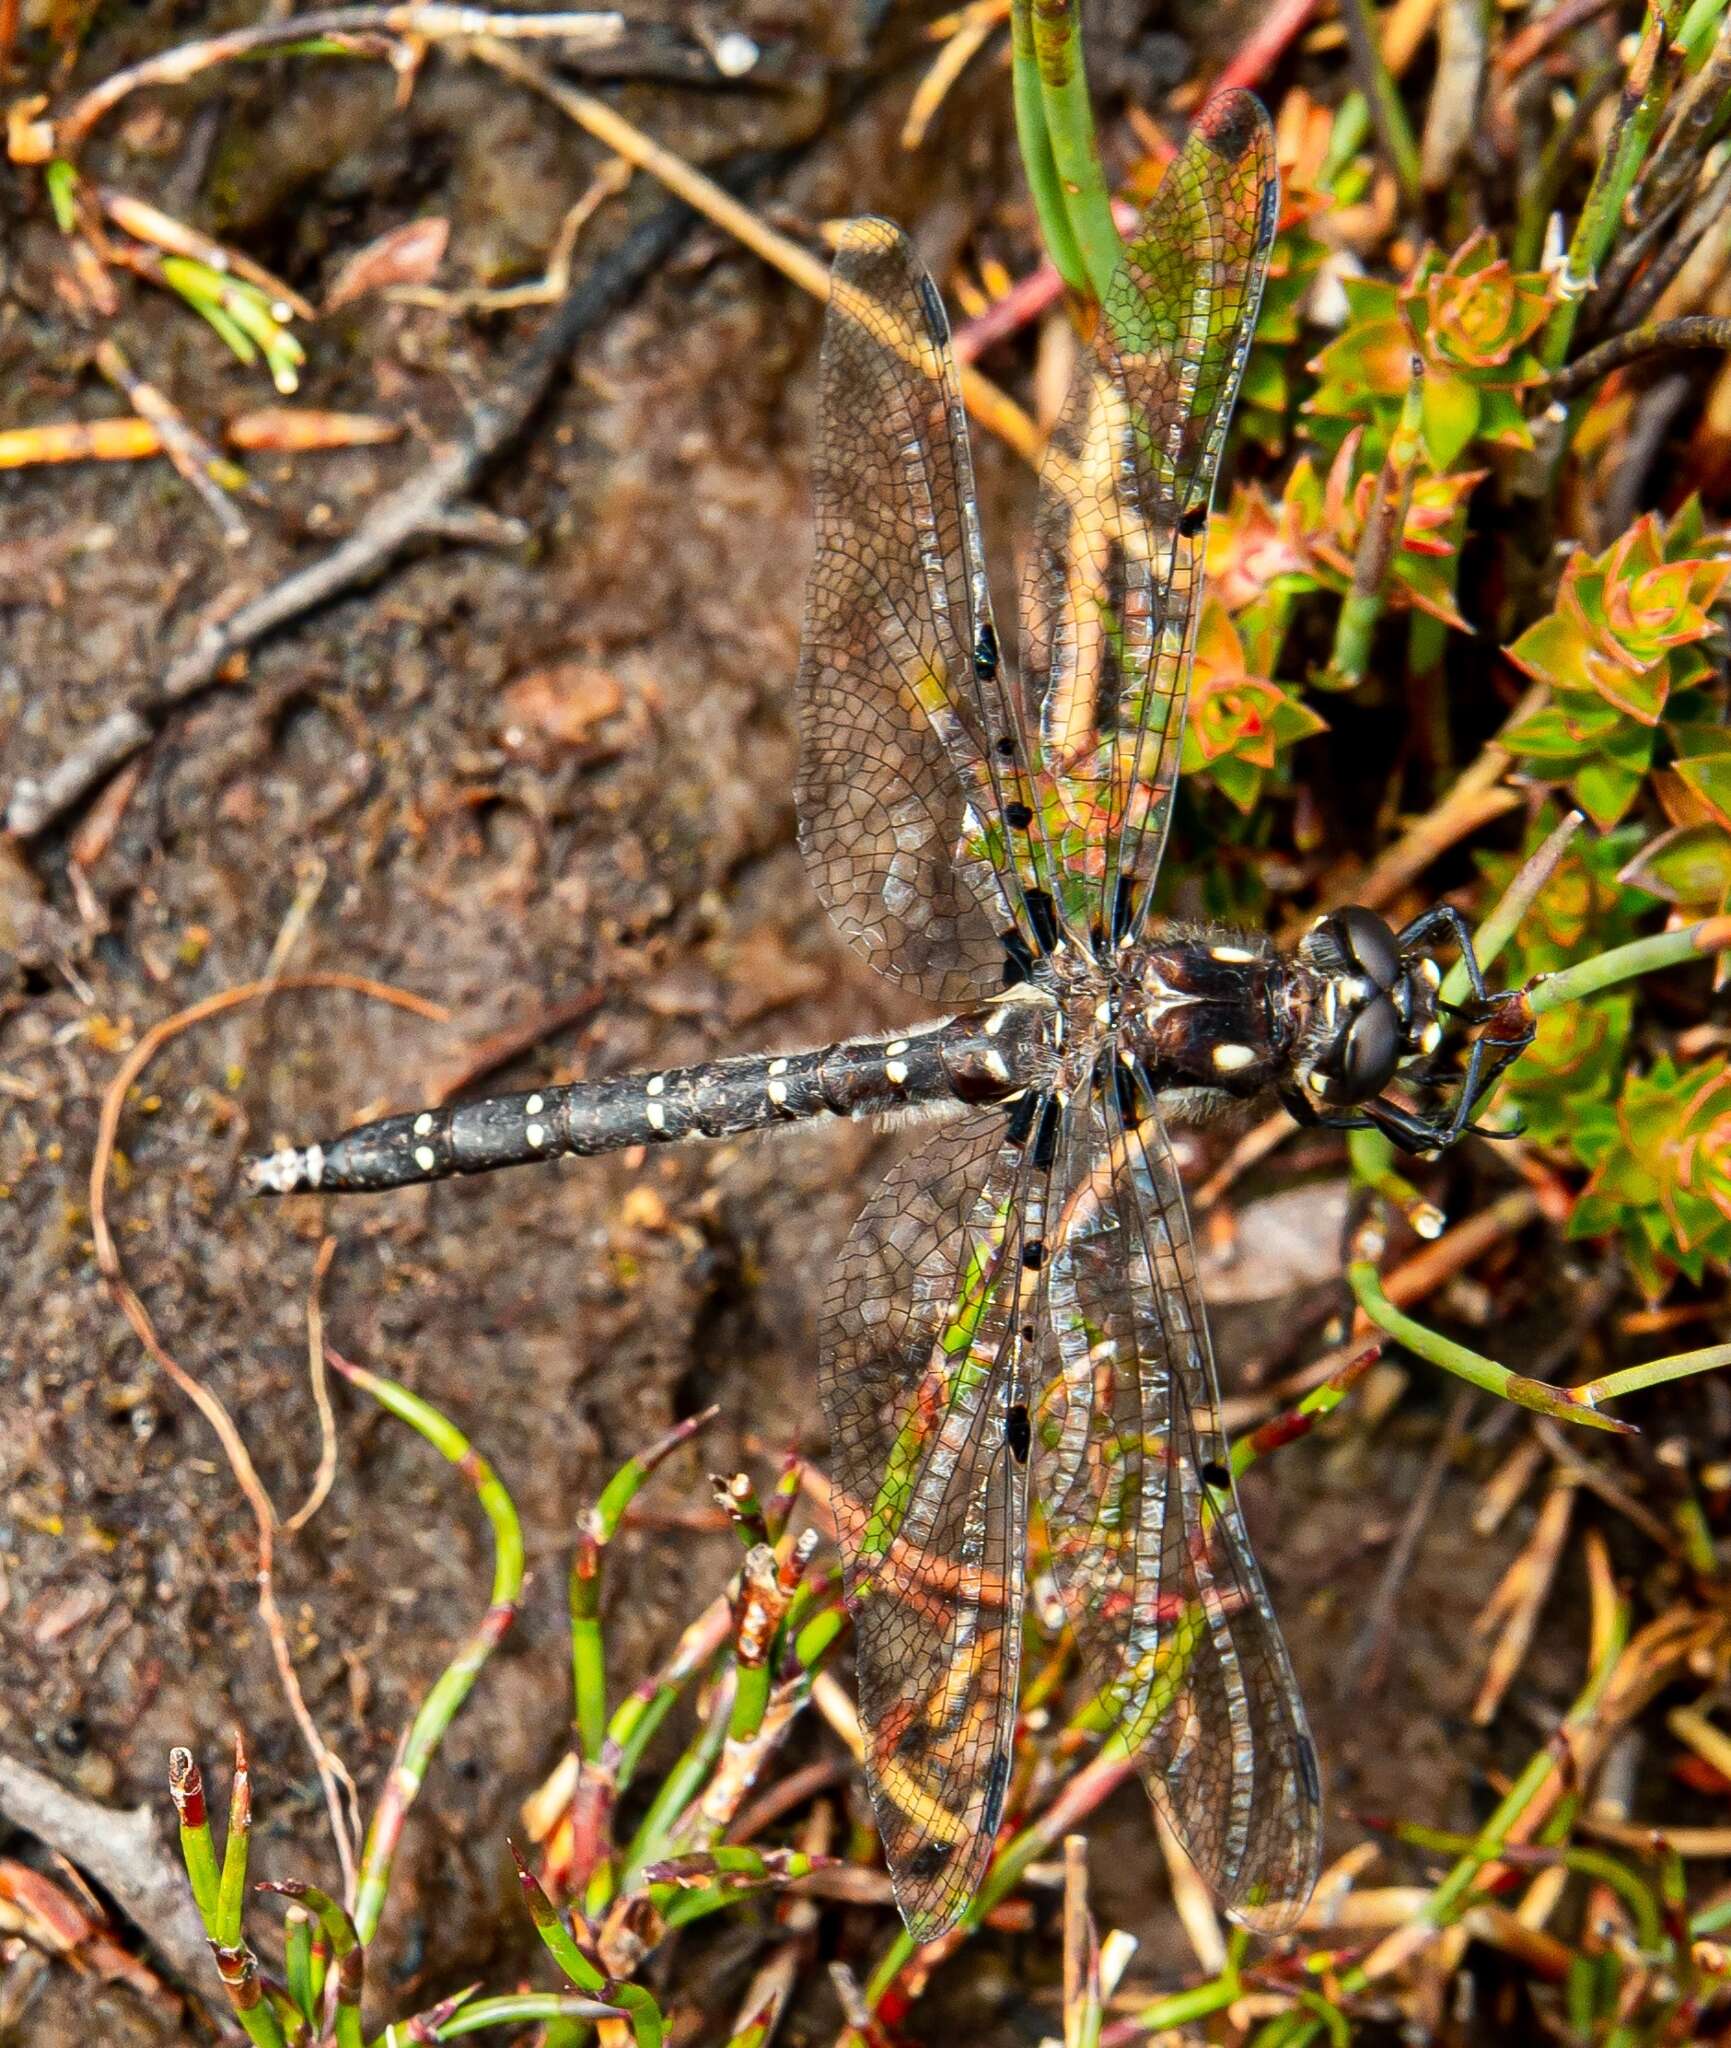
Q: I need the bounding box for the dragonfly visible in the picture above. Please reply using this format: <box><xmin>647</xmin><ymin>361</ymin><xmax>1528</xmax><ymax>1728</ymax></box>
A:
<box><xmin>248</xmin><ymin>89</ymin><xmax>1531</xmax><ymax>1940</ymax></box>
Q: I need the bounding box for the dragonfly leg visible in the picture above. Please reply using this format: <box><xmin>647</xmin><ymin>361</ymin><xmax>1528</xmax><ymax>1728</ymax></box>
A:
<box><xmin>1394</xmin><ymin>903</ymin><xmax>1489</xmax><ymax>1001</ymax></box>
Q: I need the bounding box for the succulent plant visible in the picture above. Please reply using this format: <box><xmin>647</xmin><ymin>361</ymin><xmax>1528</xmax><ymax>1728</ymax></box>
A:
<box><xmin>1282</xmin><ymin>431</ymin><xmax>1484</xmax><ymax>631</ymax></box>
<box><xmin>1573</xmin><ymin>1057</ymin><xmax>1731</xmax><ymax>1297</ymax></box>
<box><xmin>1180</xmin><ymin>599</ymin><xmax>1325</xmax><ymax>814</ymax></box>
<box><xmin>1306</xmin><ymin>230</ymin><xmax>1557</xmax><ymax>467</ymax></box>
<box><xmin>1474</xmin><ymin>810</ymin><xmax>1653</xmax><ymax>1149</ymax></box>
<box><xmin>1504</xmin><ymin>502</ymin><xmax>1731</xmax><ymax>827</ymax></box>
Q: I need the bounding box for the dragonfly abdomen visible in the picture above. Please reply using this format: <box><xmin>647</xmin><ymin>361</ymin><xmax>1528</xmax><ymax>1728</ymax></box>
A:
<box><xmin>246</xmin><ymin>1003</ymin><xmax>1052</xmax><ymax>1197</ymax></box>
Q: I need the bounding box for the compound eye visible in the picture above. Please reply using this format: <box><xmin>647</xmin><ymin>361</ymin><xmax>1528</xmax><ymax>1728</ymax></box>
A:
<box><xmin>1337</xmin><ymin>907</ymin><xmax>1402</xmax><ymax>991</ymax></box>
<box><xmin>1341</xmin><ymin>995</ymin><xmax>1402</xmax><ymax>1102</ymax></box>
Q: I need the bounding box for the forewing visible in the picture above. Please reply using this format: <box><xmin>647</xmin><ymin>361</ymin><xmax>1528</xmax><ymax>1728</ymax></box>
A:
<box><xmin>820</xmin><ymin>1106</ymin><xmax>1049</xmax><ymax>1939</ymax></box>
<box><xmin>1020</xmin><ymin>91</ymin><xmax>1277</xmax><ymax>940</ymax></box>
<box><xmin>1037</xmin><ymin>1073</ymin><xmax>1320</xmax><ymax>1926</ymax></box>
<box><xmin>797</xmin><ymin>220</ymin><xmax>1026</xmax><ymax>1001</ymax></box>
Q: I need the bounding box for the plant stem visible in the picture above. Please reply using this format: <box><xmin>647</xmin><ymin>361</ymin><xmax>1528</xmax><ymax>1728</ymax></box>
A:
<box><xmin>1422</xmin><ymin>1590</ymin><xmax>1631</xmax><ymax>1926</ymax></box>
<box><xmin>1009</xmin><ymin>0</ymin><xmax>1088</xmax><ymax>295</ymax></box>
<box><xmin>508</xmin><ymin>1845</ymin><xmax>607</xmax><ymax>1991</ymax></box>
<box><xmin>1348</xmin><ymin>1249</ymin><xmax>1636</xmax><ymax>1432</ymax></box>
<box><xmin>216</xmin><ymin>1732</ymin><xmax>253</xmax><ymax>1948</ymax></box>
<box><xmin>1125</xmin><ymin>1973</ymin><xmax>1242</xmax><ymax>2030</ymax></box>
<box><xmin>428</xmin><ymin>1994</ymin><xmax>636</xmax><ymax>2037</ymax></box>
<box><xmin>1438</xmin><ymin>809</ymin><xmax>1584</xmax><ymax>1009</ymax></box>
<box><xmin>1383</xmin><ymin>1821</ymin><xmax>1665</xmax><ymax>1950</ymax></box>
<box><xmin>865</xmin><ymin>1744</ymin><xmax>1136</xmax><ymax>2008</ymax></box>
<box><xmin>284</xmin><ymin>1907</ymin><xmax>315</xmax><ymax>2029</ymax></box>
<box><xmin>1512</xmin><ymin>57</ymin><xmax>1624</xmax><ymax>270</ymax></box>
<box><xmin>1575</xmin><ymin>1343</ymin><xmax>1731</xmax><ymax>1407</ymax></box>
<box><xmin>327</xmin><ymin>1353</ymin><xmax>525</xmax><ymax>1948</ymax></box>
<box><xmin>571</xmin><ymin>1409</ymin><xmax>716</xmax><ymax>1761</ymax></box>
<box><xmin>1320</xmin><ymin>92</ymin><xmax>1374</xmax><ymax>187</ymax></box>
<box><xmin>1541</xmin><ymin>314</ymin><xmax>1731</xmax><ymax>399</ymax></box>
<box><xmin>1329</xmin><ymin>357</ymin><xmax>1425</xmax><ymax>688</ymax></box>
<box><xmin>210</xmin><ymin>1943</ymin><xmax>290</xmax><ymax>2048</ymax></box>
<box><xmin>168</xmin><ymin>1748</ymin><xmax>222</xmax><ymax>1931</ymax></box>
<box><xmin>1025</xmin><ymin>0</ymin><xmax>1123</xmax><ymax>301</ymax></box>
<box><xmin>1339</xmin><ymin>0</ymin><xmax>1423</xmax><ymax>210</ymax></box>
<box><xmin>1349</xmin><ymin>1125</ymin><xmax>1445</xmax><ymax>1237</ymax></box>
<box><xmin>1230</xmin><ymin>1345</ymin><xmax>1380</xmax><ymax>1480</ymax></box>
<box><xmin>624</xmin><ymin>1701</ymin><xmax>731</xmax><ymax>1876</ymax></box>
<box><xmin>1529</xmin><ymin>915</ymin><xmax>1731</xmax><ymax>1012</ymax></box>
<box><xmin>1541</xmin><ymin>2</ymin><xmax>1684</xmax><ymax>371</ymax></box>
<box><xmin>257</xmin><ymin>1882</ymin><xmax>363</xmax><ymax>2048</ymax></box>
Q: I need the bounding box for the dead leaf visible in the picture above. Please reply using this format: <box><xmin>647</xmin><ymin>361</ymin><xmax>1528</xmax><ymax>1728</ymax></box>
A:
<box><xmin>0</xmin><ymin>1860</ymin><xmax>168</xmax><ymax>2001</ymax></box>
<box><xmin>324</xmin><ymin>216</ymin><xmax>450</xmax><ymax>311</ymax></box>
<box><xmin>501</xmin><ymin>661</ymin><xmax>626</xmax><ymax>751</ymax></box>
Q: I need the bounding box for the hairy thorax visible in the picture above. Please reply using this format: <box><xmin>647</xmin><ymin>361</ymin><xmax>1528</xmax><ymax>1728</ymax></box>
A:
<box><xmin>955</xmin><ymin>924</ymin><xmax>1319</xmax><ymax>1114</ymax></box>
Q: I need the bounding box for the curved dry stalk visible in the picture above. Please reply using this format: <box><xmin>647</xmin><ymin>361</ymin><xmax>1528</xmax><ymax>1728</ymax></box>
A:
<box><xmin>90</xmin><ymin>973</ymin><xmax>446</xmax><ymax>1899</ymax></box>
<box><xmin>33</xmin><ymin>7</ymin><xmax>624</xmax><ymax>158</ymax></box>
<box><xmin>283</xmin><ymin>1234</ymin><xmax>340</xmax><ymax>1533</ymax></box>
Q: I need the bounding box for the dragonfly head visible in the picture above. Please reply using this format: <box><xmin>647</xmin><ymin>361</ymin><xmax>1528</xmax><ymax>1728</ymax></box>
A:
<box><xmin>1296</xmin><ymin>906</ymin><xmax>1442</xmax><ymax>1109</ymax></box>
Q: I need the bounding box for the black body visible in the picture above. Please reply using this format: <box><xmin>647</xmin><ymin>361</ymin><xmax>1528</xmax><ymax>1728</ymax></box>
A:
<box><xmin>245</xmin><ymin>912</ymin><xmax>1527</xmax><ymax>1197</ymax></box>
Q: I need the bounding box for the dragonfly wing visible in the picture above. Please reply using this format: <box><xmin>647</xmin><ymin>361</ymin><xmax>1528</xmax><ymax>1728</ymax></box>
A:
<box><xmin>1038</xmin><ymin>1073</ymin><xmax>1320</xmax><ymax>1926</ymax></box>
<box><xmin>820</xmin><ymin>1106</ymin><xmax>1052</xmax><ymax>1939</ymax></box>
<box><xmin>798</xmin><ymin>220</ymin><xmax>1029</xmax><ymax>1002</ymax></box>
<box><xmin>1021</xmin><ymin>90</ymin><xmax>1277</xmax><ymax>942</ymax></box>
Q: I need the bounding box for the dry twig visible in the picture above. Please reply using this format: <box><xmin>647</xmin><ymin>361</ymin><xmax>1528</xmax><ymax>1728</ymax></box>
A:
<box><xmin>465</xmin><ymin>36</ymin><xmax>1040</xmax><ymax>461</ymax></box>
<box><xmin>0</xmin><ymin>1752</ymin><xmax>211</xmax><ymax>1994</ymax></box>
<box><xmin>23</xmin><ymin>7</ymin><xmax>624</xmax><ymax>161</ymax></box>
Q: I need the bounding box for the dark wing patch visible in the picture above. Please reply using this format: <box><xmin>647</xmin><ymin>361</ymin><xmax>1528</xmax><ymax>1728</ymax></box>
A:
<box><xmin>1036</xmin><ymin>1071</ymin><xmax>1320</xmax><ymax>1927</ymax></box>
<box><xmin>796</xmin><ymin>220</ymin><xmax>1029</xmax><ymax>1001</ymax></box>
<box><xmin>820</xmin><ymin>1107</ymin><xmax>1051</xmax><ymax>1939</ymax></box>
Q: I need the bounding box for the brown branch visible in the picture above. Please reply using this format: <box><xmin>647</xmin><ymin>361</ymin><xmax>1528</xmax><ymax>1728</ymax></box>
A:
<box><xmin>94</xmin><ymin>336</ymin><xmax>250</xmax><ymax>544</ymax></box>
<box><xmin>464</xmin><ymin>36</ymin><xmax>1040</xmax><ymax>461</ymax></box>
<box><xmin>1494</xmin><ymin>0</ymin><xmax>1619</xmax><ymax>78</ymax></box>
<box><xmin>0</xmin><ymin>1749</ymin><xmax>212</xmax><ymax>1995</ymax></box>
<box><xmin>1614</xmin><ymin>158</ymin><xmax>1731</xmax><ymax>334</ymax></box>
<box><xmin>1544</xmin><ymin>314</ymin><xmax>1731</xmax><ymax>401</ymax></box>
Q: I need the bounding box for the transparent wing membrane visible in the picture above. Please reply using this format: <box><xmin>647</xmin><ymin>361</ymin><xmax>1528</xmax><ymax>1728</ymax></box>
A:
<box><xmin>1039</xmin><ymin>1074</ymin><xmax>1320</xmax><ymax>1924</ymax></box>
<box><xmin>804</xmin><ymin>89</ymin><xmax>1304</xmax><ymax>1939</ymax></box>
<box><xmin>1022</xmin><ymin>91</ymin><xmax>1277</xmax><ymax>940</ymax></box>
<box><xmin>796</xmin><ymin>220</ymin><xmax>1033</xmax><ymax>1001</ymax></box>
<box><xmin>819</xmin><ymin>1109</ymin><xmax>1053</xmax><ymax>1938</ymax></box>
